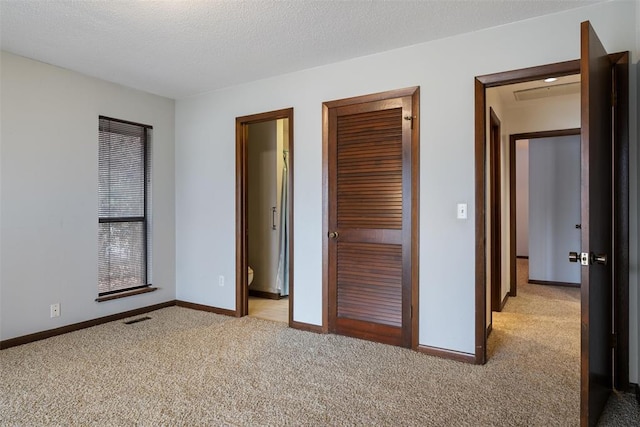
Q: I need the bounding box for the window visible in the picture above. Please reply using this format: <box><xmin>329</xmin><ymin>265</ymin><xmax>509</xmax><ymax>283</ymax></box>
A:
<box><xmin>98</xmin><ymin>116</ymin><xmax>152</xmax><ymax>298</ymax></box>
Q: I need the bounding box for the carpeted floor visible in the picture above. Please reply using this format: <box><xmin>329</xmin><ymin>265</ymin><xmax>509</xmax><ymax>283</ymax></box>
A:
<box><xmin>0</xmin><ymin>260</ymin><xmax>637</xmax><ymax>425</ymax></box>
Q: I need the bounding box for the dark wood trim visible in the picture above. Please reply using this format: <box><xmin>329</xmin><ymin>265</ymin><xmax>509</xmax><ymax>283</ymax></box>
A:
<box><xmin>509</xmin><ymin>131</ymin><xmax>516</xmax><ymax>297</ymax></box>
<box><xmin>529</xmin><ymin>279</ymin><xmax>580</xmax><ymax>288</ymax></box>
<box><xmin>321</xmin><ymin>102</ymin><xmax>330</xmax><ymax>333</ymax></box>
<box><xmin>0</xmin><ymin>301</ymin><xmax>174</xmax><ymax>350</ymax></box>
<box><xmin>476</xmin><ymin>60</ymin><xmax>580</xmax><ymax>88</ymax></box>
<box><xmin>500</xmin><ymin>293</ymin><xmax>509</xmax><ymax>311</ymax></box>
<box><xmin>175</xmin><ymin>300</ymin><xmax>236</xmax><ymax>317</ymax></box>
<box><xmin>611</xmin><ymin>52</ymin><xmax>629</xmax><ymax>392</ymax></box>
<box><xmin>607</xmin><ymin>52</ymin><xmax>627</xmax><ymax>64</ymax></box>
<box><xmin>322</xmin><ymin>86</ymin><xmax>419</xmax><ymax>109</ymax></box>
<box><xmin>511</xmin><ymin>129</ymin><xmax>582</xmax><ymax>140</ymax></box>
<box><xmin>235</xmin><ymin>108</ymin><xmax>293</xmax><ymax>125</ymax></box>
<box><xmin>516</xmin><ymin>256</ymin><xmax>529</xmax><ymax>259</ymax></box>
<box><xmin>235</xmin><ymin>108</ymin><xmax>294</xmax><ymax>323</ymax></box>
<box><xmin>410</xmin><ymin>87</ymin><xmax>421</xmax><ymax>350</ymax></box>
<box><xmin>489</xmin><ymin>107</ymin><xmax>502</xmax><ymax>314</ymax></box>
<box><xmin>290</xmin><ymin>320</ymin><xmax>327</xmax><ymax>334</ymax></box>
<box><xmin>95</xmin><ymin>286</ymin><xmax>157</xmax><ymax>302</ymax></box>
<box><xmin>235</xmin><ymin>116</ymin><xmax>246</xmax><ymax>318</ymax></box>
<box><xmin>475</xmin><ymin>60</ymin><xmax>582</xmax><ymax>366</ymax></box>
<box><xmin>474</xmin><ymin>77</ymin><xmax>487</xmax><ymax>365</ymax></box>
<box><xmin>248</xmin><ymin>290</ymin><xmax>282</xmax><ymax>300</ymax></box>
<box><xmin>416</xmin><ymin>345</ymin><xmax>476</xmax><ymax>364</ymax></box>
<box><xmin>509</xmin><ymin>129</ymin><xmax>581</xmax><ymax>299</ymax></box>
<box><xmin>287</xmin><ymin>115</ymin><xmax>295</xmax><ymax>327</ymax></box>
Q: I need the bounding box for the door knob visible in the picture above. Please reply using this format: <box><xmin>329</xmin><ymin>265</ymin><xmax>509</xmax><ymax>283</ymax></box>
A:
<box><xmin>569</xmin><ymin>252</ymin><xmax>606</xmax><ymax>266</ymax></box>
<box><xmin>591</xmin><ymin>253</ymin><xmax>607</xmax><ymax>265</ymax></box>
<box><xmin>328</xmin><ymin>231</ymin><xmax>339</xmax><ymax>239</ymax></box>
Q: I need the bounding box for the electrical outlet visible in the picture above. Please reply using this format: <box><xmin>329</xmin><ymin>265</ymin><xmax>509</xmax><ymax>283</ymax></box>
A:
<box><xmin>50</xmin><ymin>303</ymin><xmax>60</xmax><ymax>318</ymax></box>
<box><xmin>218</xmin><ymin>275</ymin><xmax>224</xmax><ymax>287</ymax></box>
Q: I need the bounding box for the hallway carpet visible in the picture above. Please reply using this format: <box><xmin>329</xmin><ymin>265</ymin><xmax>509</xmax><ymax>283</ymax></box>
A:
<box><xmin>1</xmin><ymin>262</ymin><xmax>637</xmax><ymax>425</ymax></box>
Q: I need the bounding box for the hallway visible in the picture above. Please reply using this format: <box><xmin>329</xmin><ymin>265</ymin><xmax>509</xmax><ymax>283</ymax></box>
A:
<box><xmin>490</xmin><ymin>259</ymin><xmax>639</xmax><ymax>425</ymax></box>
<box><xmin>489</xmin><ymin>259</ymin><xmax>581</xmax><ymax>420</ymax></box>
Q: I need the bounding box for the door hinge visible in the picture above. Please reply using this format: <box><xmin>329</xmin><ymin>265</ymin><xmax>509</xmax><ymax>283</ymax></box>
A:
<box><xmin>610</xmin><ymin>333</ymin><xmax>617</xmax><ymax>348</ymax></box>
<box><xmin>404</xmin><ymin>115</ymin><xmax>416</xmax><ymax>129</ymax></box>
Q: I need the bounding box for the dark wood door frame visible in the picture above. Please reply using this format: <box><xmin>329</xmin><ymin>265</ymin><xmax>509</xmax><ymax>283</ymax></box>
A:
<box><xmin>235</xmin><ymin>108</ymin><xmax>294</xmax><ymax>324</ymax></box>
<box><xmin>610</xmin><ymin>49</ymin><xmax>630</xmax><ymax>394</ymax></box>
<box><xmin>322</xmin><ymin>87</ymin><xmax>420</xmax><ymax>349</ymax></box>
<box><xmin>477</xmin><ymin>60</ymin><xmax>579</xmax><ymax>365</ymax></box>
<box><xmin>489</xmin><ymin>107</ymin><xmax>502</xmax><ymax>315</ymax></box>
<box><xmin>508</xmin><ymin>128</ymin><xmax>581</xmax><ymax>297</ymax></box>
<box><xmin>474</xmin><ymin>54</ymin><xmax>628</xmax><ymax>398</ymax></box>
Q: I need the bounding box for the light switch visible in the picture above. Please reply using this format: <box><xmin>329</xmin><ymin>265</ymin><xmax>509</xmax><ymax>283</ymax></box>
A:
<box><xmin>457</xmin><ymin>203</ymin><xmax>467</xmax><ymax>219</ymax></box>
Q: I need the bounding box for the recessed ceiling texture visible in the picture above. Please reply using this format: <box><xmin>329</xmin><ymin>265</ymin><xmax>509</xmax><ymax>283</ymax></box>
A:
<box><xmin>0</xmin><ymin>0</ymin><xmax>603</xmax><ymax>99</ymax></box>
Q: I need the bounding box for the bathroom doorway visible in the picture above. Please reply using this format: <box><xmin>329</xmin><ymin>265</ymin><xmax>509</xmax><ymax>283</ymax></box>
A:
<box><xmin>235</xmin><ymin>108</ymin><xmax>293</xmax><ymax>324</ymax></box>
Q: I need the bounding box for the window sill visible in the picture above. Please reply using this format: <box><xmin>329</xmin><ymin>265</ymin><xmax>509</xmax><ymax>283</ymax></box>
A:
<box><xmin>95</xmin><ymin>286</ymin><xmax>157</xmax><ymax>302</ymax></box>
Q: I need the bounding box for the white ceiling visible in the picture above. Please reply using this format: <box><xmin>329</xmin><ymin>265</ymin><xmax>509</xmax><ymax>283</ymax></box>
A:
<box><xmin>0</xmin><ymin>0</ymin><xmax>603</xmax><ymax>99</ymax></box>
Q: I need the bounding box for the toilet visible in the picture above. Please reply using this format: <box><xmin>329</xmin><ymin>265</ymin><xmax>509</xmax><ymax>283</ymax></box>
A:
<box><xmin>248</xmin><ymin>266</ymin><xmax>254</xmax><ymax>286</ymax></box>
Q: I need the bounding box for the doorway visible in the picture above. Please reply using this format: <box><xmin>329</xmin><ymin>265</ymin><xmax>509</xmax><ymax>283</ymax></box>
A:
<box><xmin>475</xmin><ymin>24</ymin><xmax>629</xmax><ymax>425</ymax></box>
<box><xmin>236</xmin><ymin>108</ymin><xmax>294</xmax><ymax>324</ymax></box>
<box><xmin>485</xmin><ymin>75</ymin><xmax>582</xmax><ymax>343</ymax></box>
<box><xmin>511</xmin><ymin>130</ymin><xmax>582</xmax><ymax>293</ymax></box>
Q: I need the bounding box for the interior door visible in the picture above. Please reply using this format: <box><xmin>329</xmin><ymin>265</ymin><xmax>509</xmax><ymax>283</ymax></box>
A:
<box><xmin>324</xmin><ymin>88</ymin><xmax>418</xmax><ymax>348</ymax></box>
<box><xmin>579</xmin><ymin>20</ymin><xmax>613</xmax><ymax>427</ymax></box>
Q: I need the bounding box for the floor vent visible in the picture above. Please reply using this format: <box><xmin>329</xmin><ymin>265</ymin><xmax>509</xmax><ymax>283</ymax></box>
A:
<box><xmin>124</xmin><ymin>316</ymin><xmax>151</xmax><ymax>325</ymax></box>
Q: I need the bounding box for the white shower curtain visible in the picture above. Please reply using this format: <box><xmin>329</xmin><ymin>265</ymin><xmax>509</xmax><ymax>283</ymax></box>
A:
<box><xmin>276</xmin><ymin>151</ymin><xmax>289</xmax><ymax>296</ymax></box>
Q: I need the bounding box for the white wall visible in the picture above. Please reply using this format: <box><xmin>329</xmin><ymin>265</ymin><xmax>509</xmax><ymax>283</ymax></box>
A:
<box><xmin>504</xmin><ymin>94</ymin><xmax>581</xmax><ymax>134</ymax></box>
<box><xmin>528</xmin><ymin>135</ymin><xmax>581</xmax><ymax>284</ymax></box>
<box><xmin>0</xmin><ymin>52</ymin><xmax>176</xmax><ymax>341</ymax></box>
<box><xmin>175</xmin><ymin>1</ymin><xmax>638</xmax><ymax>367</ymax></box>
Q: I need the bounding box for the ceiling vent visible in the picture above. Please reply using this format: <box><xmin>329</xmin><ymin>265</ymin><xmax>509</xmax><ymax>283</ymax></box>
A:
<box><xmin>513</xmin><ymin>82</ymin><xmax>580</xmax><ymax>101</ymax></box>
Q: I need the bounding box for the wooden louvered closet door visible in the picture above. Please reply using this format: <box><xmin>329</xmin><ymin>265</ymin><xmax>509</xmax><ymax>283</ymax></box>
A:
<box><xmin>325</xmin><ymin>88</ymin><xmax>418</xmax><ymax>348</ymax></box>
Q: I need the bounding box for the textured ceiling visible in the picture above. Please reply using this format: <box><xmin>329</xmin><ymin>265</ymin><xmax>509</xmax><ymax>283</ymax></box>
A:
<box><xmin>0</xmin><ymin>0</ymin><xmax>603</xmax><ymax>99</ymax></box>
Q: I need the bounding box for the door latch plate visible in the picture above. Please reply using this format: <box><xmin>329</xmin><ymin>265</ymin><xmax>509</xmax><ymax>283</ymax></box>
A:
<box><xmin>580</xmin><ymin>252</ymin><xmax>589</xmax><ymax>266</ymax></box>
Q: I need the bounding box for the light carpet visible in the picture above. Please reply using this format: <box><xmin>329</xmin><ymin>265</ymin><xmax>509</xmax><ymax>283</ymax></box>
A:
<box><xmin>0</xmin><ymin>261</ymin><xmax>637</xmax><ymax>426</ymax></box>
